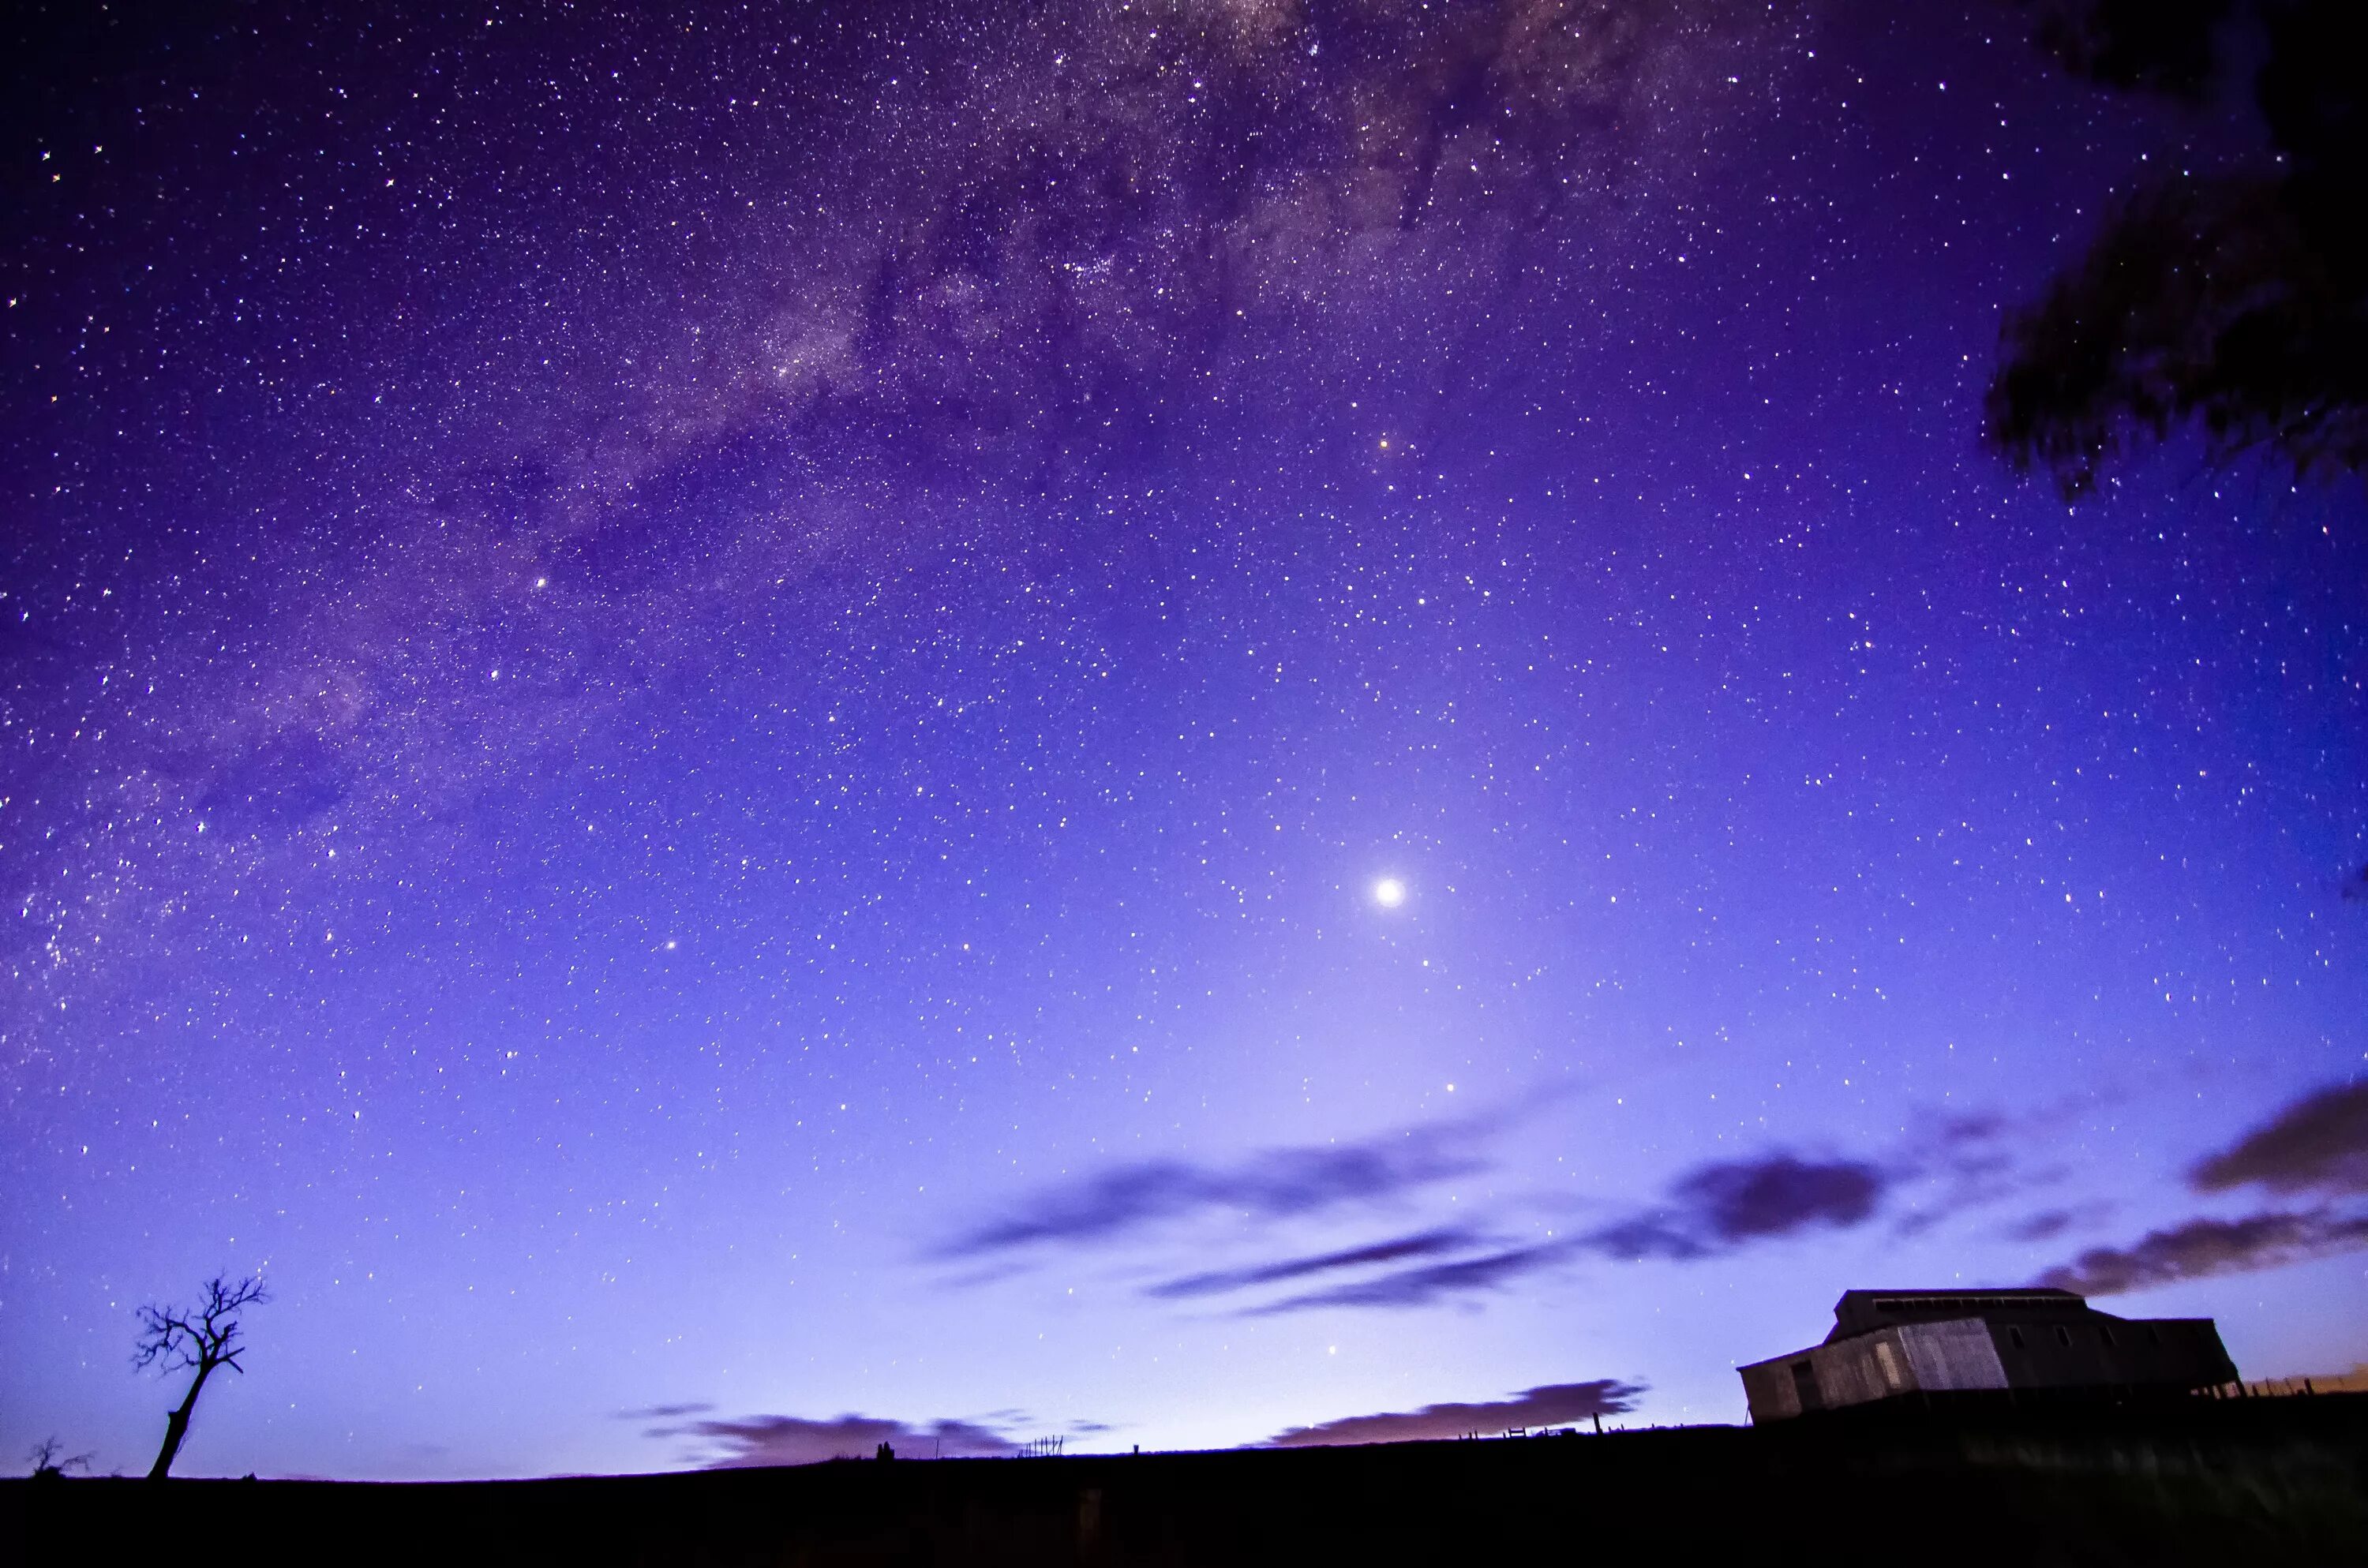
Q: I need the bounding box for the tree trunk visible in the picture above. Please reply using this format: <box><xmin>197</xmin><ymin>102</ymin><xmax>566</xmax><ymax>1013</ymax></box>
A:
<box><xmin>148</xmin><ymin>1361</ymin><xmax>214</xmax><ymax>1480</ymax></box>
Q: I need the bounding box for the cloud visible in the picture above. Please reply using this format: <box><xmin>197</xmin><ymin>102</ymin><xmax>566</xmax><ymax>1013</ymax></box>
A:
<box><xmin>1905</xmin><ymin>1110</ymin><xmax>2017</xmax><ymax>1183</ymax></box>
<box><xmin>660</xmin><ymin>1413</ymin><xmax>1025</xmax><ymax>1468</ymax></box>
<box><xmin>617</xmin><ymin>1401</ymin><xmax>715</xmax><ymax>1421</ymax></box>
<box><xmin>948</xmin><ymin>1132</ymin><xmax>1888</xmax><ymax>1315</ymax></box>
<box><xmin>1579</xmin><ymin>1215</ymin><xmax>1708</xmax><ymax>1261</ymax></box>
<box><xmin>2036</xmin><ymin>1209</ymin><xmax>2368</xmax><ymax>1296</ymax></box>
<box><xmin>1145</xmin><ymin>1227</ymin><xmax>1482</xmax><ymax>1300</ymax></box>
<box><xmin>1165</xmin><ymin>1148</ymin><xmax>1892</xmax><ymax>1314</ymax></box>
<box><xmin>2029</xmin><ymin>1083</ymin><xmax>2368</xmax><ymax>1295</ymax></box>
<box><xmin>2190</xmin><ymin>1080</ymin><xmax>2368</xmax><ymax>1197</ymax></box>
<box><xmin>1686</xmin><ymin>1151</ymin><xmax>1885</xmax><ymax>1250</ymax></box>
<box><xmin>2006</xmin><ymin>1209</ymin><xmax>2078</xmax><ymax>1241</ymax></box>
<box><xmin>1265</xmin><ymin>1379</ymin><xmax>1646</xmax><ymax>1447</ymax></box>
<box><xmin>1677</xmin><ymin>1154</ymin><xmax>1887</xmax><ymax>1240</ymax></box>
<box><xmin>935</xmin><ymin>1120</ymin><xmax>1489</xmax><ymax>1259</ymax></box>
<box><xmin>1583</xmin><ymin>1152</ymin><xmax>1888</xmax><ymax>1260</ymax></box>
<box><xmin>1250</xmin><ymin>1242</ymin><xmax>1576</xmax><ymax>1313</ymax></box>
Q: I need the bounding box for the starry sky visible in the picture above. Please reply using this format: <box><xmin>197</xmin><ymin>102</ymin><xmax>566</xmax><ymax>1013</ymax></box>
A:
<box><xmin>4</xmin><ymin>0</ymin><xmax>2363</xmax><ymax>1480</ymax></box>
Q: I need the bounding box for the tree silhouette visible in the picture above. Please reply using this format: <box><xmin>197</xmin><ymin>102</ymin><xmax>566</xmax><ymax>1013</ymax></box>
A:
<box><xmin>27</xmin><ymin>1436</ymin><xmax>93</xmax><ymax>1480</ymax></box>
<box><xmin>1987</xmin><ymin>0</ymin><xmax>2366</xmax><ymax>496</ymax></box>
<box><xmin>133</xmin><ymin>1274</ymin><xmax>268</xmax><ymax>1480</ymax></box>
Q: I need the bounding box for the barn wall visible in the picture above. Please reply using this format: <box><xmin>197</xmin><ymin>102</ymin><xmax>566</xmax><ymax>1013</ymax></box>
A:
<box><xmin>1900</xmin><ymin>1319</ymin><xmax>2008</xmax><ymax>1390</ymax></box>
<box><xmin>1738</xmin><ymin>1359</ymin><xmax>1801</xmax><ymax>1424</ymax></box>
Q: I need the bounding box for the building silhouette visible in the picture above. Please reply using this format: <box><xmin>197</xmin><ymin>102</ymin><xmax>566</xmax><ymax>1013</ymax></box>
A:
<box><xmin>1738</xmin><ymin>1288</ymin><xmax>2237</xmax><ymax>1423</ymax></box>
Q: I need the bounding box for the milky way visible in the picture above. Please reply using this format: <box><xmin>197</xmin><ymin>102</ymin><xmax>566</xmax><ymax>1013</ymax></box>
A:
<box><xmin>4</xmin><ymin>2</ymin><xmax>2363</xmax><ymax>1478</ymax></box>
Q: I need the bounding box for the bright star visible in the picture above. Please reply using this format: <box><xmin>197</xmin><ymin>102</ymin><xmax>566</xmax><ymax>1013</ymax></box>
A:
<box><xmin>1372</xmin><ymin>877</ymin><xmax>1407</xmax><ymax>907</ymax></box>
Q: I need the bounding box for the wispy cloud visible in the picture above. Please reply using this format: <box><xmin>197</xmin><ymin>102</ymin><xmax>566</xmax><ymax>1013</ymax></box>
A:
<box><xmin>617</xmin><ymin>1401</ymin><xmax>715</xmax><ymax>1422</ymax></box>
<box><xmin>1146</xmin><ymin>1227</ymin><xmax>1482</xmax><ymax>1300</ymax></box>
<box><xmin>932</xmin><ymin>1116</ymin><xmax>1493</xmax><ymax>1260</ymax></box>
<box><xmin>1265</xmin><ymin>1379</ymin><xmax>1646</xmax><ymax>1447</ymax></box>
<box><xmin>2037</xmin><ymin>1209</ymin><xmax>2368</xmax><ymax>1296</ymax></box>
<box><xmin>1250</xmin><ymin>1241</ymin><xmax>1575</xmax><ymax>1313</ymax></box>
<box><xmin>2190</xmin><ymin>1080</ymin><xmax>2368</xmax><ymax>1197</ymax></box>
<box><xmin>1902</xmin><ymin>1110</ymin><xmax>2014</xmax><ymax>1174</ymax></box>
<box><xmin>2006</xmin><ymin>1208</ymin><xmax>2078</xmax><ymax>1241</ymax></box>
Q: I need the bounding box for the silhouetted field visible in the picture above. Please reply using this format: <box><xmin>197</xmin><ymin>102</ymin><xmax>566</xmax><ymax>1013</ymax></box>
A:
<box><xmin>9</xmin><ymin>1395</ymin><xmax>2366</xmax><ymax>1566</ymax></box>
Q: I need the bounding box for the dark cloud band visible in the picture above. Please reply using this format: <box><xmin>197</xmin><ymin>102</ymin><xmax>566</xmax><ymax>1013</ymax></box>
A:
<box><xmin>650</xmin><ymin>1412</ymin><xmax>1029</xmax><ymax>1468</ymax></box>
<box><xmin>1265</xmin><ymin>1379</ymin><xmax>1645</xmax><ymax>1447</ymax></box>
<box><xmin>2190</xmin><ymin>1080</ymin><xmax>2368</xmax><ymax>1197</ymax></box>
<box><xmin>2037</xmin><ymin>1208</ymin><xmax>2368</xmax><ymax>1296</ymax></box>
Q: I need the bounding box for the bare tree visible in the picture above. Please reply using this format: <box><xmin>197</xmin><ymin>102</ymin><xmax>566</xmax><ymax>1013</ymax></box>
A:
<box><xmin>134</xmin><ymin>1274</ymin><xmax>268</xmax><ymax>1480</ymax></box>
<box><xmin>27</xmin><ymin>1436</ymin><xmax>94</xmax><ymax>1479</ymax></box>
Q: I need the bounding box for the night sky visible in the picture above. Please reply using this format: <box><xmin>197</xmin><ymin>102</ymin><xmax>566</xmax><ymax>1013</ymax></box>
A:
<box><xmin>5</xmin><ymin>0</ymin><xmax>2363</xmax><ymax>1480</ymax></box>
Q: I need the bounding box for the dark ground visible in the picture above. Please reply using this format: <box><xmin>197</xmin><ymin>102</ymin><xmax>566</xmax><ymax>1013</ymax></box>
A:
<box><xmin>7</xmin><ymin>1395</ymin><xmax>2365</xmax><ymax>1566</ymax></box>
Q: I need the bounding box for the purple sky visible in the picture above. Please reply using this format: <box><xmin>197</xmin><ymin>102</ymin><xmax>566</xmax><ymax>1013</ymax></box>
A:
<box><xmin>4</xmin><ymin>0</ymin><xmax>2362</xmax><ymax>1479</ymax></box>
